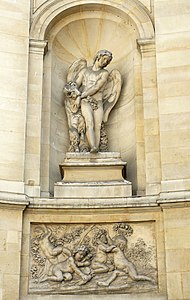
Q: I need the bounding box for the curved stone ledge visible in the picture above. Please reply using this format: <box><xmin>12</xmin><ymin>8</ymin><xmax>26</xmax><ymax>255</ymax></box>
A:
<box><xmin>1</xmin><ymin>192</ymin><xmax>190</xmax><ymax>210</ymax></box>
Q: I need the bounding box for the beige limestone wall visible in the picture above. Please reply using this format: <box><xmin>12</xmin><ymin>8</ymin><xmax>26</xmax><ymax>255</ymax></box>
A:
<box><xmin>0</xmin><ymin>202</ymin><xmax>26</xmax><ymax>300</ymax></box>
<box><xmin>40</xmin><ymin>50</ymin><xmax>52</xmax><ymax>197</ymax></box>
<box><xmin>0</xmin><ymin>0</ymin><xmax>30</xmax><ymax>194</ymax></box>
<box><xmin>1</xmin><ymin>1</ymin><xmax>190</xmax><ymax>298</ymax></box>
<box><xmin>138</xmin><ymin>39</ymin><xmax>161</xmax><ymax>196</ymax></box>
<box><xmin>49</xmin><ymin>52</ymin><xmax>69</xmax><ymax>193</ymax></box>
<box><xmin>24</xmin><ymin>39</ymin><xmax>47</xmax><ymax>198</ymax></box>
<box><xmin>133</xmin><ymin>50</ymin><xmax>146</xmax><ymax>195</ymax></box>
<box><xmin>155</xmin><ymin>0</ymin><xmax>190</xmax><ymax>194</ymax></box>
<box><xmin>162</xmin><ymin>204</ymin><xmax>190</xmax><ymax>300</ymax></box>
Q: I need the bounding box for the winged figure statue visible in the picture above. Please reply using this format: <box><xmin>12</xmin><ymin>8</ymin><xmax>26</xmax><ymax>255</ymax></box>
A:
<box><xmin>64</xmin><ymin>50</ymin><xmax>122</xmax><ymax>153</ymax></box>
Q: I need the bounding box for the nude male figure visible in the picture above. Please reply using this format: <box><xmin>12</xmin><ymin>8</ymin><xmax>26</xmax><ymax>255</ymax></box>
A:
<box><xmin>91</xmin><ymin>229</ymin><xmax>115</xmax><ymax>274</ymax></box>
<box><xmin>75</xmin><ymin>50</ymin><xmax>112</xmax><ymax>152</ymax></box>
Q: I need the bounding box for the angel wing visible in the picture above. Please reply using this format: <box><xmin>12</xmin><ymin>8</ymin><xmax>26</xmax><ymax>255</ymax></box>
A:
<box><xmin>67</xmin><ymin>58</ymin><xmax>87</xmax><ymax>82</ymax></box>
<box><xmin>102</xmin><ymin>69</ymin><xmax>122</xmax><ymax>123</ymax></box>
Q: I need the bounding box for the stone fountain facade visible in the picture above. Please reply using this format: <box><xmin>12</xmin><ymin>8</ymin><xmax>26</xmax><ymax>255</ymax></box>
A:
<box><xmin>0</xmin><ymin>1</ymin><xmax>190</xmax><ymax>300</ymax></box>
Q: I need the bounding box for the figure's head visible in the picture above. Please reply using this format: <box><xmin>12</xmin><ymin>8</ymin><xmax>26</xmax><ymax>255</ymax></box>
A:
<box><xmin>100</xmin><ymin>232</ymin><xmax>108</xmax><ymax>244</ymax></box>
<box><xmin>73</xmin><ymin>245</ymin><xmax>90</xmax><ymax>261</ymax></box>
<box><xmin>92</xmin><ymin>228</ymin><xmax>108</xmax><ymax>245</ymax></box>
<box><xmin>93</xmin><ymin>50</ymin><xmax>112</xmax><ymax>68</ymax></box>
<box><xmin>63</xmin><ymin>81</ymin><xmax>81</xmax><ymax>99</ymax></box>
<box><xmin>113</xmin><ymin>235</ymin><xmax>128</xmax><ymax>251</ymax></box>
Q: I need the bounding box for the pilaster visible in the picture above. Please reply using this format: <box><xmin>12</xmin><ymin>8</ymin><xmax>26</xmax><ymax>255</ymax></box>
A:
<box><xmin>24</xmin><ymin>39</ymin><xmax>47</xmax><ymax>197</ymax></box>
<box><xmin>137</xmin><ymin>38</ymin><xmax>161</xmax><ymax>196</ymax></box>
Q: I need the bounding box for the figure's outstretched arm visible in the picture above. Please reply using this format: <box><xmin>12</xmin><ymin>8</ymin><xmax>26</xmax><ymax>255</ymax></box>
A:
<box><xmin>100</xmin><ymin>244</ymin><xmax>116</xmax><ymax>253</ymax></box>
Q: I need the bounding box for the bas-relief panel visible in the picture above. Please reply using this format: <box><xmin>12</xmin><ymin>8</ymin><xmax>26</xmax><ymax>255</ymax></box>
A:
<box><xmin>29</xmin><ymin>222</ymin><xmax>157</xmax><ymax>295</ymax></box>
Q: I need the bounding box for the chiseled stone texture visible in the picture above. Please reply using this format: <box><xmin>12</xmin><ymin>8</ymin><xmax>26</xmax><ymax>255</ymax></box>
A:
<box><xmin>155</xmin><ymin>0</ymin><xmax>190</xmax><ymax>189</ymax></box>
<box><xmin>0</xmin><ymin>0</ymin><xmax>30</xmax><ymax>187</ymax></box>
<box><xmin>163</xmin><ymin>205</ymin><xmax>190</xmax><ymax>300</ymax></box>
<box><xmin>0</xmin><ymin>203</ymin><xmax>26</xmax><ymax>300</ymax></box>
<box><xmin>55</xmin><ymin>152</ymin><xmax>132</xmax><ymax>198</ymax></box>
<box><xmin>0</xmin><ymin>0</ymin><xmax>190</xmax><ymax>300</ymax></box>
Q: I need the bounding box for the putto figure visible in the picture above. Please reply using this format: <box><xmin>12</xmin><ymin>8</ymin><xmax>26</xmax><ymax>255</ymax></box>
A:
<box><xmin>63</xmin><ymin>82</ymin><xmax>87</xmax><ymax>152</ymax></box>
<box><xmin>65</xmin><ymin>50</ymin><xmax>122</xmax><ymax>153</ymax></box>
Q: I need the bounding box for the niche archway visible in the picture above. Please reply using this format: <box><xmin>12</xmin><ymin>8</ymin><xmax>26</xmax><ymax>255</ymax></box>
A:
<box><xmin>26</xmin><ymin>1</ymin><xmax>155</xmax><ymax>197</ymax></box>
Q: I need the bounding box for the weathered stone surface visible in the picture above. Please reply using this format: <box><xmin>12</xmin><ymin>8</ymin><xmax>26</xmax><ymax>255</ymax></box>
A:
<box><xmin>55</xmin><ymin>152</ymin><xmax>132</xmax><ymax>198</ymax></box>
<box><xmin>59</xmin><ymin>152</ymin><xmax>127</xmax><ymax>182</ymax></box>
<box><xmin>0</xmin><ymin>1</ymin><xmax>190</xmax><ymax>300</ymax></box>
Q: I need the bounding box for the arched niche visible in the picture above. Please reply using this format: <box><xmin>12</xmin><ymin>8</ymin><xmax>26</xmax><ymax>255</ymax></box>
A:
<box><xmin>26</xmin><ymin>1</ymin><xmax>155</xmax><ymax>197</ymax></box>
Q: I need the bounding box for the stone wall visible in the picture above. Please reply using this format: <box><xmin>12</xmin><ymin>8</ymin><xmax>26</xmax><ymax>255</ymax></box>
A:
<box><xmin>155</xmin><ymin>0</ymin><xmax>190</xmax><ymax>196</ymax></box>
<box><xmin>0</xmin><ymin>0</ymin><xmax>190</xmax><ymax>300</ymax></box>
<box><xmin>0</xmin><ymin>0</ymin><xmax>30</xmax><ymax>195</ymax></box>
<box><xmin>0</xmin><ymin>202</ymin><xmax>26</xmax><ymax>300</ymax></box>
<box><xmin>162</xmin><ymin>205</ymin><xmax>190</xmax><ymax>299</ymax></box>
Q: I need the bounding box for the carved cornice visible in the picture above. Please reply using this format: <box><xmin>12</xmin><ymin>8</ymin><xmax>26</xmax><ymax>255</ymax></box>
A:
<box><xmin>137</xmin><ymin>38</ymin><xmax>155</xmax><ymax>54</ymax></box>
<box><xmin>29</xmin><ymin>39</ymin><xmax>48</xmax><ymax>55</ymax></box>
<box><xmin>0</xmin><ymin>194</ymin><xmax>190</xmax><ymax>211</ymax></box>
<box><xmin>0</xmin><ymin>198</ymin><xmax>29</xmax><ymax>211</ymax></box>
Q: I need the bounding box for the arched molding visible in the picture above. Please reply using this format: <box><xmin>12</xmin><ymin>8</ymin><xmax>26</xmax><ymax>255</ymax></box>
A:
<box><xmin>30</xmin><ymin>0</ymin><xmax>154</xmax><ymax>41</ymax></box>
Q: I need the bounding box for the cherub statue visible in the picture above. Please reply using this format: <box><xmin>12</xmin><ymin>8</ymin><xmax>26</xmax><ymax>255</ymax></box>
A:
<box><xmin>63</xmin><ymin>81</ymin><xmax>88</xmax><ymax>152</ymax></box>
<box><xmin>65</xmin><ymin>50</ymin><xmax>122</xmax><ymax>153</ymax></box>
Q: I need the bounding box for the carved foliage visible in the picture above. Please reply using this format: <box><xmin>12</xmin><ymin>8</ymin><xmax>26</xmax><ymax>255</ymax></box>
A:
<box><xmin>29</xmin><ymin>222</ymin><xmax>157</xmax><ymax>294</ymax></box>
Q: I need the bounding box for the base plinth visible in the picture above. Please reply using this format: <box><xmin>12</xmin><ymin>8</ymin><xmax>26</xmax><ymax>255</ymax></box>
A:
<box><xmin>54</xmin><ymin>152</ymin><xmax>132</xmax><ymax>199</ymax></box>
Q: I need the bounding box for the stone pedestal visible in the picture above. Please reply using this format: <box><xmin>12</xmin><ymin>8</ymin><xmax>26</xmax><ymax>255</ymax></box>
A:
<box><xmin>54</xmin><ymin>152</ymin><xmax>132</xmax><ymax>199</ymax></box>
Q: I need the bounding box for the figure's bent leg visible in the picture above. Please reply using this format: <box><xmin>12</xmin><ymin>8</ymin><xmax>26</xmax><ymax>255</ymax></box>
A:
<box><xmin>94</xmin><ymin>103</ymin><xmax>104</xmax><ymax>149</ymax></box>
<box><xmin>91</xmin><ymin>261</ymin><xmax>109</xmax><ymax>274</ymax></box>
<box><xmin>97</xmin><ymin>270</ymin><xmax>122</xmax><ymax>287</ymax></box>
<box><xmin>45</xmin><ymin>270</ymin><xmax>64</xmax><ymax>282</ymax></box>
<box><xmin>128</xmin><ymin>263</ymin><xmax>154</xmax><ymax>283</ymax></box>
<box><xmin>63</xmin><ymin>272</ymin><xmax>73</xmax><ymax>281</ymax></box>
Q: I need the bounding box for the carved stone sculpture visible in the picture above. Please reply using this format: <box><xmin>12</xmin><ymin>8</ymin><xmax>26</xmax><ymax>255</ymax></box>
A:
<box><xmin>64</xmin><ymin>50</ymin><xmax>122</xmax><ymax>153</ymax></box>
<box><xmin>63</xmin><ymin>82</ymin><xmax>88</xmax><ymax>152</ymax></box>
<box><xmin>30</xmin><ymin>222</ymin><xmax>157</xmax><ymax>295</ymax></box>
